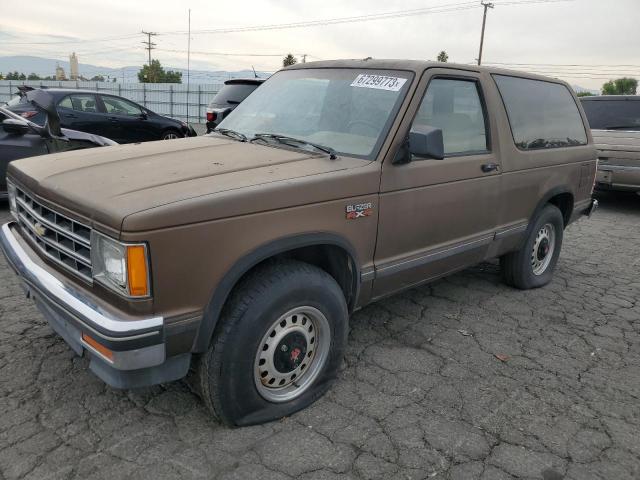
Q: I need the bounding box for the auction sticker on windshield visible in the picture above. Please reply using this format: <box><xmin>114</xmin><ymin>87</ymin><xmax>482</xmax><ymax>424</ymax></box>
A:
<box><xmin>350</xmin><ymin>74</ymin><xmax>407</xmax><ymax>92</ymax></box>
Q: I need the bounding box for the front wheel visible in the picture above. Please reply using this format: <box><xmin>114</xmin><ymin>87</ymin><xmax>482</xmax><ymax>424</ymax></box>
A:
<box><xmin>195</xmin><ymin>260</ymin><xmax>348</xmax><ymax>426</ymax></box>
<box><xmin>500</xmin><ymin>204</ymin><xmax>564</xmax><ymax>289</ymax></box>
<box><xmin>161</xmin><ymin>130</ymin><xmax>181</xmax><ymax>140</ymax></box>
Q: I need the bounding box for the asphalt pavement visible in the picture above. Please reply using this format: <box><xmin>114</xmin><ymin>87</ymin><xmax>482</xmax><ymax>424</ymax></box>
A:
<box><xmin>0</xmin><ymin>191</ymin><xmax>638</xmax><ymax>480</ymax></box>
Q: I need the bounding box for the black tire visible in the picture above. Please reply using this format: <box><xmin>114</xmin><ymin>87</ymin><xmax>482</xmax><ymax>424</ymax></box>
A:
<box><xmin>500</xmin><ymin>204</ymin><xmax>564</xmax><ymax>290</ymax></box>
<box><xmin>161</xmin><ymin>129</ymin><xmax>181</xmax><ymax>140</ymax></box>
<box><xmin>194</xmin><ymin>260</ymin><xmax>348</xmax><ymax>426</ymax></box>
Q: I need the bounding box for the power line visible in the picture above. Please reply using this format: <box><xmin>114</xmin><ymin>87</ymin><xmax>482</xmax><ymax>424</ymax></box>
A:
<box><xmin>483</xmin><ymin>61</ymin><xmax>640</xmax><ymax>69</ymax></box>
<box><xmin>157</xmin><ymin>0</ymin><xmax>572</xmax><ymax>36</ymax></box>
<box><xmin>1</xmin><ymin>33</ymin><xmax>140</xmax><ymax>46</ymax></box>
<box><xmin>156</xmin><ymin>48</ymin><xmax>307</xmax><ymax>58</ymax></box>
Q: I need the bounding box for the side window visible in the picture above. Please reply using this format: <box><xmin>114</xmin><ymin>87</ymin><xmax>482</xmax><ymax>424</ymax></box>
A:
<box><xmin>413</xmin><ymin>78</ymin><xmax>488</xmax><ymax>156</ymax></box>
<box><xmin>493</xmin><ymin>75</ymin><xmax>588</xmax><ymax>150</ymax></box>
<box><xmin>58</xmin><ymin>95</ymin><xmax>99</xmax><ymax>113</ymax></box>
<box><xmin>102</xmin><ymin>96</ymin><xmax>142</xmax><ymax>117</ymax></box>
<box><xmin>58</xmin><ymin>96</ymin><xmax>73</xmax><ymax>109</ymax></box>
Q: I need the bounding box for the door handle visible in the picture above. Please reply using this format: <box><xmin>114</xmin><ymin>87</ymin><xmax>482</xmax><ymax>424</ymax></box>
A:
<box><xmin>64</xmin><ymin>113</ymin><xmax>77</xmax><ymax>118</ymax></box>
<box><xmin>481</xmin><ymin>163</ymin><xmax>499</xmax><ymax>173</ymax></box>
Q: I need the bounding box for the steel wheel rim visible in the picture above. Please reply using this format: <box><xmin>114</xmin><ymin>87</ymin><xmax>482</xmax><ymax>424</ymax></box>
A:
<box><xmin>531</xmin><ymin>223</ymin><xmax>556</xmax><ymax>275</ymax></box>
<box><xmin>163</xmin><ymin>132</ymin><xmax>179</xmax><ymax>139</ymax></box>
<box><xmin>254</xmin><ymin>306</ymin><xmax>330</xmax><ymax>403</ymax></box>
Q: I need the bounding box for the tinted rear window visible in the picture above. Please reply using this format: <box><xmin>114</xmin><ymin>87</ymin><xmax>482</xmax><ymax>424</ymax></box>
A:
<box><xmin>494</xmin><ymin>75</ymin><xmax>587</xmax><ymax>150</ymax></box>
<box><xmin>210</xmin><ymin>83</ymin><xmax>259</xmax><ymax>106</ymax></box>
<box><xmin>581</xmin><ymin>99</ymin><xmax>640</xmax><ymax>131</ymax></box>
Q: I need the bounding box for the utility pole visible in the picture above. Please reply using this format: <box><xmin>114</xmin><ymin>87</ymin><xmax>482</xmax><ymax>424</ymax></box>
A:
<box><xmin>187</xmin><ymin>9</ymin><xmax>191</xmax><ymax>124</ymax></box>
<box><xmin>302</xmin><ymin>54</ymin><xmax>307</xmax><ymax>64</ymax></box>
<box><xmin>477</xmin><ymin>1</ymin><xmax>494</xmax><ymax>66</ymax></box>
<box><xmin>141</xmin><ymin>30</ymin><xmax>157</xmax><ymax>67</ymax></box>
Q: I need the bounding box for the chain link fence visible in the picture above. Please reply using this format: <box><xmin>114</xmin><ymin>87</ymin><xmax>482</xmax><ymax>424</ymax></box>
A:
<box><xmin>0</xmin><ymin>80</ymin><xmax>223</xmax><ymax>125</ymax></box>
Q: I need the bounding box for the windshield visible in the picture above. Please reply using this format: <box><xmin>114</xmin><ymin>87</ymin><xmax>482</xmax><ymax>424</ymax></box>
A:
<box><xmin>215</xmin><ymin>68</ymin><xmax>413</xmax><ymax>159</ymax></box>
<box><xmin>581</xmin><ymin>99</ymin><xmax>640</xmax><ymax>131</ymax></box>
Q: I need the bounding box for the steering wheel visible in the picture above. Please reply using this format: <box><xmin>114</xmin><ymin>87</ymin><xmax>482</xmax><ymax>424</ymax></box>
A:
<box><xmin>347</xmin><ymin>120</ymin><xmax>378</xmax><ymax>134</ymax></box>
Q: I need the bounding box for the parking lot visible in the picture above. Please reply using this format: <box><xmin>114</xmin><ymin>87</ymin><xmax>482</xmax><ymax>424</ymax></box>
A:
<box><xmin>0</xmin><ymin>191</ymin><xmax>638</xmax><ymax>480</ymax></box>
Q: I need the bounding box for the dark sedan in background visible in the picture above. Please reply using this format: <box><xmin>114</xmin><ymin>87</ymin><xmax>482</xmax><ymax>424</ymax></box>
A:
<box><xmin>1</xmin><ymin>90</ymin><xmax>115</xmax><ymax>198</ymax></box>
<box><xmin>205</xmin><ymin>78</ymin><xmax>264</xmax><ymax>132</ymax></box>
<box><xmin>5</xmin><ymin>88</ymin><xmax>196</xmax><ymax>144</ymax></box>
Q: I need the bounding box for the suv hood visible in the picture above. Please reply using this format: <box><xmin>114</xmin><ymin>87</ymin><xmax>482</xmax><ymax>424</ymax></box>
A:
<box><xmin>9</xmin><ymin>136</ymin><xmax>374</xmax><ymax>232</ymax></box>
<box><xmin>592</xmin><ymin>129</ymin><xmax>640</xmax><ymax>166</ymax></box>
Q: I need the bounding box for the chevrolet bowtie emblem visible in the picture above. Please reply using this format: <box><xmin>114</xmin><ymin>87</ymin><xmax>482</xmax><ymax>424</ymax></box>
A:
<box><xmin>33</xmin><ymin>222</ymin><xmax>47</xmax><ymax>237</ymax></box>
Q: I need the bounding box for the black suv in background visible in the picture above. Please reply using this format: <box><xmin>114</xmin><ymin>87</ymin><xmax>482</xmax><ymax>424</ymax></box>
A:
<box><xmin>205</xmin><ymin>78</ymin><xmax>264</xmax><ymax>132</ymax></box>
<box><xmin>5</xmin><ymin>88</ymin><xmax>196</xmax><ymax>144</ymax></box>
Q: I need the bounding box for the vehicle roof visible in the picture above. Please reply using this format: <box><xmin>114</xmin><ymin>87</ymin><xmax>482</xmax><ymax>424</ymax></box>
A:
<box><xmin>286</xmin><ymin>58</ymin><xmax>573</xmax><ymax>85</ymax></box>
<box><xmin>580</xmin><ymin>95</ymin><xmax>640</xmax><ymax>101</ymax></box>
<box><xmin>26</xmin><ymin>88</ymin><xmax>102</xmax><ymax>95</ymax></box>
<box><xmin>224</xmin><ymin>78</ymin><xmax>265</xmax><ymax>85</ymax></box>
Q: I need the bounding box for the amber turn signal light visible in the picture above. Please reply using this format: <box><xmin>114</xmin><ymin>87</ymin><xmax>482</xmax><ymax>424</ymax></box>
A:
<box><xmin>82</xmin><ymin>333</ymin><xmax>114</xmax><ymax>361</ymax></box>
<box><xmin>126</xmin><ymin>245</ymin><xmax>149</xmax><ymax>297</ymax></box>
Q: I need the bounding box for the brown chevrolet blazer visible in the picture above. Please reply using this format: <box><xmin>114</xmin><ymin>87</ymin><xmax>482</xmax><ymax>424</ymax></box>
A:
<box><xmin>1</xmin><ymin>59</ymin><xmax>598</xmax><ymax>426</ymax></box>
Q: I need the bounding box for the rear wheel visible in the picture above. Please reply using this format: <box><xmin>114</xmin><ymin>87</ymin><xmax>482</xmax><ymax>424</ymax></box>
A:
<box><xmin>500</xmin><ymin>204</ymin><xmax>564</xmax><ymax>289</ymax></box>
<box><xmin>195</xmin><ymin>260</ymin><xmax>348</xmax><ymax>426</ymax></box>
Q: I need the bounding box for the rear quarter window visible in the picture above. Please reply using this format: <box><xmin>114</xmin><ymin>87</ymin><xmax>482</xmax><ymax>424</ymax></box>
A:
<box><xmin>493</xmin><ymin>75</ymin><xmax>587</xmax><ymax>150</ymax></box>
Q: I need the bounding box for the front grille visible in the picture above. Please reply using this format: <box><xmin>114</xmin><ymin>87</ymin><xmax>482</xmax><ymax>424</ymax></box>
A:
<box><xmin>15</xmin><ymin>187</ymin><xmax>93</xmax><ymax>282</ymax></box>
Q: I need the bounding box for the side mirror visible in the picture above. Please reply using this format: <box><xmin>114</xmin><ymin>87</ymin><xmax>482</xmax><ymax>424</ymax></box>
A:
<box><xmin>408</xmin><ymin>125</ymin><xmax>445</xmax><ymax>160</ymax></box>
<box><xmin>2</xmin><ymin>119</ymin><xmax>30</xmax><ymax>136</ymax></box>
<box><xmin>140</xmin><ymin>111</ymin><xmax>148</xmax><ymax>120</ymax></box>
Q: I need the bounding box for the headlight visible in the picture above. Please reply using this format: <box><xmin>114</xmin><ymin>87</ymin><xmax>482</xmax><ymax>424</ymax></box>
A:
<box><xmin>7</xmin><ymin>181</ymin><xmax>17</xmax><ymax>220</ymax></box>
<box><xmin>91</xmin><ymin>232</ymin><xmax>150</xmax><ymax>297</ymax></box>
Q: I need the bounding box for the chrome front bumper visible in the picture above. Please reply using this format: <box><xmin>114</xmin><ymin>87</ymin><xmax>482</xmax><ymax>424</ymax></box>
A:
<box><xmin>0</xmin><ymin>222</ymin><xmax>190</xmax><ymax>388</ymax></box>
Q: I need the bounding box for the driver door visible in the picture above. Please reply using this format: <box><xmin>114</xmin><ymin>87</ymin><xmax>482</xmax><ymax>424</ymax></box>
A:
<box><xmin>99</xmin><ymin>95</ymin><xmax>151</xmax><ymax>143</ymax></box>
<box><xmin>373</xmin><ymin>69</ymin><xmax>503</xmax><ymax>298</ymax></box>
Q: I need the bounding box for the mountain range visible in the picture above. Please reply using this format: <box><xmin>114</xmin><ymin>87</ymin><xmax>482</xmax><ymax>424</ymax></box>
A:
<box><xmin>0</xmin><ymin>56</ymin><xmax>268</xmax><ymax>84</ymax></box>
<box><xmin>0</xmin><ymin>55</ymin><xmax>600</xmax><ymax>94</ymax></box>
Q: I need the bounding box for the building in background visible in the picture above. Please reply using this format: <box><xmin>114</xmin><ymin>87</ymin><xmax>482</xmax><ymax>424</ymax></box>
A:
<box><xmin>55</xmin><ymin>64</ymin><xmax>67</xmax><ymax>81</ymax></box>
<box><xmin>70</xmin><ymin>52</ymin><xmax>79</xmax><ymax>80</ymax></box>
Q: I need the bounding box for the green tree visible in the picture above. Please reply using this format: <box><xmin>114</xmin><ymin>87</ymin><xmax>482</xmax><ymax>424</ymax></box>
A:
<box><xmin>0</xmin><ymin>73</ymin><xmax>3</xmax><ymax>80</ymax></box>
<box><xmin>602</xmin><ymin>77</ymin><xmax>637</xmax><ymax>95</ymax></box>
<box><xmin>576</xmin><ymin>91</ymin><xmax>595</xmax><ymax>97</ymax></box>
<box><xmin>437</xmin><ymin>51</ymin><xmax>449</xmax><ymax>63</ymax></box>
<box><xmin>27</xmin><ymin>73</ymin><xmax>41</xmax><ymax>80</ymax></box>
<box><xmin>163</xmin><ymin>69</ymin><xmax>182</xmax><ymax>83</ymax></box>
<box><xmin>283</xmin><ymin>54</ymin><xmax>297</xmax><ymax>67</ymax></box>
<box><xmin>18</xmin><ymin>73</ymin><xmax>26</xmax><ymax>81</ymax></box>
<box><xmin>137</xmin><ymin>59</ymin><xmax>182</xmax><ymax>83</ymax></box>
<box><xmin>90</xmin><ymin>75</ymin><xmax>105</xmax><ymax>82</ymax></box>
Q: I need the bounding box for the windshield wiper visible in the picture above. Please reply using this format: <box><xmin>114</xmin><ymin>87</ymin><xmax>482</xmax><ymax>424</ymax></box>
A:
<box><xmin>251</xmin><ymin>133</ymin><xmax>337</xmax><ymax>160</ymax></box>
<box><xmin>214</xmin><ymin>127</ymin><xmax>247</xmax><ymax>142</ymax></box>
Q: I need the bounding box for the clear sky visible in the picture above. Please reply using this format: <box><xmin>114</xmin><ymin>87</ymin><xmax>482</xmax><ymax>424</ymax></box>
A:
<box><xmin>0</xmin><ymin>0</ymin><xmax>638</xmax><ymax>89</ymax></box>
